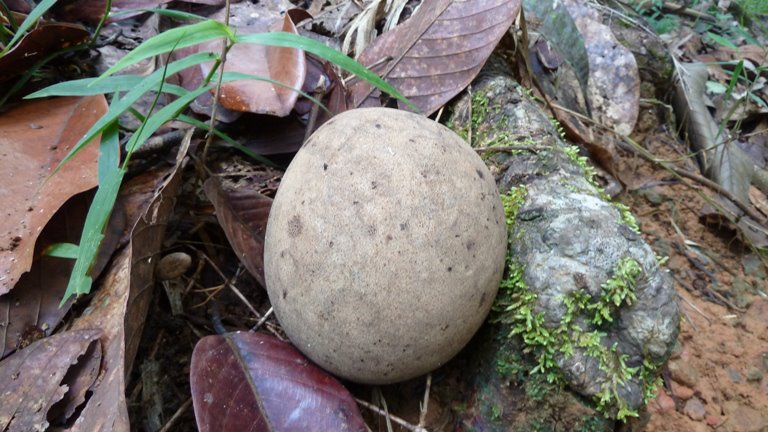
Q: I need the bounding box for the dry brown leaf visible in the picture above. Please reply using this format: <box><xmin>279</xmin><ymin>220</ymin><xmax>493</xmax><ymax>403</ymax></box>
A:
<box><xmin>52</xmin><ymin>0</ymin><xmax>225</xmax><ymax>23</ymax></box>
<box><xmin>63</xmin><ymin>138</ymin><xmax>188</xmax><ymax>431</ymax></box>
<box><xmin>0</xmin><ymin>194</ymin><xmax>86</xmax><ymax>359</ymax></box>
<box><xmin>350</xmin><ymin>0</ymin><xmax>521</xmax><ymax>116</ymax></box>
<box><xmin>0</xmin><ymin>96</ymin><xmax>108</xmax><ymax>296</ymax></box>
<box><xmin>749</xmin><ymin>185</ymin><xmax>768</xmax><ymax>218</ymax></box>
<box><xmin>204</xmin><ymin>178</ymin><xmax>272</xmax><ymax>287</ymax></box>
<box><xmin>673</xmin><ymin>62</ymin><xmax>754</xmax><ymax>203</ymax></box>
<box><xmin>0</xmin><ymin>23</ymin><xmax>89</xmax><ymax>83</ymax></box>
<box><xmin>0</xmin><ymin>329</ymin><xmax>102</xmax><ymax>431</ymax></box>
<box><xmin>0</xmin><ymin>191</ymin><xmax>125</xmax><ymax>360</ymax></box>
<box><xmin>193</xmin><ymin>6</ymin><xmax>308</xmax><ymax>116</ymax></box>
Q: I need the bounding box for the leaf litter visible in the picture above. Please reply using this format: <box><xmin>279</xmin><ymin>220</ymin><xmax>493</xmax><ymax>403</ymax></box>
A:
<box><xmin>1</xmin><ymin>0</ymin><xmax>768</xmax><ymax>431</ymax></box>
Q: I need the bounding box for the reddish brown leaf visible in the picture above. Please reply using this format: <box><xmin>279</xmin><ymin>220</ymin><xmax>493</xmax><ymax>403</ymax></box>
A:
<box><xmin>52</xmin><ymin>0</ymin><xmax>224</xmax><ymax>23</ymax></box>
<box><xmin>0</xmin><ymin>191</ymin><xmax>124</xmax><ymax>360</ymax></box>
<box><xmin>2</xmin><ymin>1</ymin><xmax>31</xmax><ymax>13</ymax></box>
<box><xmin>191</xmin><ymin>331</ymin><xmax>367</xmax><ymax>432</ymax></box>
<box><xmin>0</xmin><ymin>96</ymin><xmax>108</xmax><ymax>296</ymax></box>
<box><xmin>350</xmin><ymin>0</ymin><xmax>521</xmax><ymax>115</ymax></box>
<box><xmin>1</xmin><ymin>193</ymin><xmax>85</xmax><ymax>359</ymax></box>
<box><xmin>0</xmin><ymin>23</ymin><xmax>89</xmax><ymax>82</ymax></box>
<box><xmin>189</xmin><ymin>5</ymin><xmax>307</xmax><ymax>116</ymax></box>
<box><xmin>204</xmin><ymin>178</ymin><xmax>272</xmax><ymax>287</ymax></box>
<box><xmin>0</xmin><ymin>329</ymin><xmax>102</xmax><ymax>431</ymax></box>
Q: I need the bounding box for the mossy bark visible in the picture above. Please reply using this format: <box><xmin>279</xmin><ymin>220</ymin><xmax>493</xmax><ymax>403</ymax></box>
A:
<box><xmin>448</xmin><ymin>64</ymin><xmax>679</xmax><ymax>429</ymax></box>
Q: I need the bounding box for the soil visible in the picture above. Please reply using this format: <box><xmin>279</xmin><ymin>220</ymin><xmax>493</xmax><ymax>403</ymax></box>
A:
<box><xmin>621</xmin><ymin>112</ymin><xmax>768</xmax><ymax>432</ymax></box>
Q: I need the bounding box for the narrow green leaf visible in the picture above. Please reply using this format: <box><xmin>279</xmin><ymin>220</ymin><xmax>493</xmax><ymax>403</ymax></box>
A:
<box><xmin>53</xmin><ymin>52</ymin><xmax>216</xmax><ymax>173</ymax></box>
<box><xmin>706</xmin><ymin>31</ymin><xmax>737</xmax><ymax>48</ymax></box>
<box><xmin>61</xmin><ymin>121</ymin><xmax>123</xmax><ymax>305</ymax></box>
<box><xmin>109</xmin><ymin>8</ymin><xmax>207</xmax><ymax>21</ymax></box>
<box><xmin>44</xmin><ymin>243</ymin><xmax>80</xmax><ymax>259</ymax></box>
<box><xmin>177</xmin><ymin>114</ymin><xmax>278</xmax><ymax>168</ymax></box>
<box><xmin>26</xmin><ymin>75</ymin><xmax>188</xmax><ymax>98</ymax></box>
<box><xmin>124</xmin><ymin>86</ymin><xmax>211</xmax><ymax>155</ymax></box>
<box><xmin>98</xmin><ymin>20</ymin><xmax>234</xmax><ymax>81</ymax></box>
<box><xmin>725</xmin><ymin>60</ymin><xmax>743</xmax><ymax>98</ymax></box>
<box><xmin>219</xmin><ymin>71</ymin><xmax>330</xmax><ymax>114</ymax></box>
<box><xmin>1</xmin><ymin>0</ymin><xmax>57</xmax><ymax>55</ymax></box>
<box><xmin>236</xmin><ymin>32</ymin><xmax>417</xmax><ymax>112</ymax></box>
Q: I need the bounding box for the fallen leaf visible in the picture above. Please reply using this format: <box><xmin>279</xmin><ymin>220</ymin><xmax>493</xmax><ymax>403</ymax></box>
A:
<box><xmin>0</xmin><ymin>193</ymin><xmax>85</xmax><ymax>359</ymax></box>
<box><xmin>0</xmin><ymin>23</ymin><xmax>90</xmax><ymax>83</ymax></box>
<box><xmin>350</xmin><ymin>0</ymin><xmax>521</xmax><ymax>115</ymax></box>
<box><xmin>2</xmin><ymin>1</ymin><xmax>31</xmax><ymax>13</ymax></box>
<box><xmin>673</xmin><ymin>62</ymin><xmax>754</xmax><ymax>203</ymax></box>
<box><xmin>204</xmin><ymin>178</ymin><xmax>272</xmax><ymax>287</ymax></box>
<box><xmin>524</xmin><ymin>0</ymin><xmax>590</xmax><ymax>105</ymax></box>
<box><xmin>52</xmin><ymin>0</ymin><xmax>225</xmax><ymax>23</ymax></box>
<box><xmin>0</xmin><ymin>190</ymin><xmax>127</xmax><ymax>360</ymax></box>
<box><xmin>0</xmin><ymin>329</ymin><xmax>102</xmax><ymax>431</ymax></box>
<box><xmin>700</xmin><ymin>199</ymin><xmax>768</xmax><ymax>249</ymax></box>
<box><xmin>0</xmin><ymin>96</ymin><xmax>108</xmax><ymax>295</ymax></box>
<box><xmin>191</xmin><ymin>331</ymin><xmax>367</xmax><ymax>432</ymax></box>
<box><xmin>178</xmin><ymin>4</ymin><xmax>308</xmax><ymax>117</ymax></box>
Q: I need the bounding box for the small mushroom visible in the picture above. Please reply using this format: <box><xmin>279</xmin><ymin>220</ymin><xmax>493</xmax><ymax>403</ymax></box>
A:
<box><xmin>264</xmin><ymin>108</ymin><xmax>507</xmax><ymax>384</ymax></box>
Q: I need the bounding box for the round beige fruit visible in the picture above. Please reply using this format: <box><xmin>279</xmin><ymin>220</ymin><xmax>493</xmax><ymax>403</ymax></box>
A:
<box><xmin>264</xmin><ymin>107</ymin><xmax>507</xmax><ymax>384</ymax></box>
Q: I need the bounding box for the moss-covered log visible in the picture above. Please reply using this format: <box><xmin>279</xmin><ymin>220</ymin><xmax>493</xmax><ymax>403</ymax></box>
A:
<box><xmin>449</xmin><ymin>65</ymin><xmax>679</xmax><ymax>428</ymax></box>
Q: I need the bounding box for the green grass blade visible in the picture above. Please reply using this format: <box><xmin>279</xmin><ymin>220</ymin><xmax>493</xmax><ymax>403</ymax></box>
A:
<box><xmin>109</xmin><ymin>8</ymin><xmax>208</xmax><ymax>21</ymax></box>
<box><xmin>219</xmin><ymin>71</ymin><xmax>330</xmax><ymax>114</ymax></box>
<box><xmin>60</xmin><ymin>121</ymin><xmax>123</xmax><ymax>306</ymax></box>
<box><xmin>1</xmin><ymin>0</ymin><xmax>57</xmax><ymax>55</ymax></box>
<box><xmin>124</xmin><ymin>86</ymin><xmax>211</xmax><ymax>156</ymax></box>
<box><xmin>44</xmin><ymin>243</ymin><xmax>80</xmax><ymax>259</ymax></box>
<box><xmin>177</xmin><ymin>114</ymin><xmax>278</xmax><ymax>168</ymax></box>
<box><xmin>53</xmin><ymin>51</ymin><xmax>216</xmax><ymax>173</ymax></box>
<box><xmin>98</xmin><ymin>20</ymin><xmax>234</xmax><ymax>81</ymax></box>
<box><xmin>706</xmin><ymin>31</ymin><xmax>737</xmax><ymax>48</ymax></box>
<box><xmin>236</xmin><ymin>32</ymin><xmax>418</xmax><ymax>112</ymax></box>
<box><xmin>725</xmin><ymin>60</ymin><xmax>744</xmax><ymax>97</ymax></box>
<box><xmin>26</xmin><ymin>76</ymin><xmax>188</xmax><ymax>98</ymax></box>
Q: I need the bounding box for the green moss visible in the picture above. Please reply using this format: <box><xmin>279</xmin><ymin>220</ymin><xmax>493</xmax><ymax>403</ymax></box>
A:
<box><xmin>459</xmin><ymin>88</ymin><xmax>658</xmax><ymax>421</ymax></box>
<box><xmin>452</xmin><ymin>91</ymin><xmax>493</xmax><ymax>142</ymax></box>
<box><xmin>451</xmin><ymin>90</ymin><xmax>539</xmax><ymax>151</ymax></box>
<box><xmin>495</xmin><ymin>185</ymin><xmax>650</xmax><ymax>421</ymax></box>
<box><xmin>588</xmin><ymin>257</ymin><xmax>641</xmax><ymax>326</ymax></box>
<box><xmin>561</xmin><ymin>144</ymin><xmax>640</xmax><ymax>233</ymax></box>
<box><xmin>736</xmin><ymin>0</ymin><xmax>768</xmax><ymax>14</ymax></box>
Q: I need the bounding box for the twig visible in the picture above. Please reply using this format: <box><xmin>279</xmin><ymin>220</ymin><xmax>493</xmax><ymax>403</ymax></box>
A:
<box><xmin>202</xmin><ymin>0</ymin><xmax>233</xmax><ymax>165</ymax></box>
<box><xmin>418</xmin><ymin>373</ymin><xmax>432</xmax><ymax>428</ymax></box>
<box><xmin>474</xmin><ymin>145</ymin><xmax>545</xmax><ymax>154</ymax></box>
<box><xmin>200</xmin><ymin>256</ymin><xmax>262</xmax><ymax>319</ymax></box>
<box><xmin>551</xmin><ymin>100</ymin><xmax>768</xmax><ymax>227</ymax></box>
<box><xmin>678</xmin><ymin>297</ymin><xmax>698</xmax><ymax>331</ymax></box>
<box><xmin>158</xmin><ymin>398</ymin><xmax>193</xmax><ymax>432</ymax></box>
<box><xmin>676</xmin><ymin>290</ymin><xmax>712</xmax><ymax>326</ymax></box>
<box><xmin>251</xmin><ymin>307</ymin><xmax>274</xmax><ymax>331</ymax></box>
<box><xmin>669</xmin><ymin>241</ymin><xmax>746</xmax><ymax>312</ymax></box>
<box><xmin>377</xmin><ymin>388</ymin><xmax>394</xmax><ymax>432</ymax></box>
<box><xmin>355</xmin><ymin>398</ymin><xmax>427</xmax><ymax>432</ymax></box>
<box><xmin>134</xmin><ymin>127</ymin><xmax>202</xmax><ymax>157</ymax></box>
